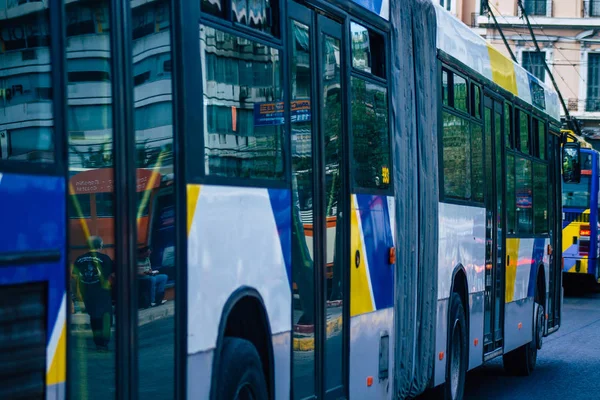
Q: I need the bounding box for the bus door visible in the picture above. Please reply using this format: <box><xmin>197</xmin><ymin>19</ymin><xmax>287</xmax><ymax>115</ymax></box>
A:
<box><xmin>483</xmin><ymin>96</ymin><xmax>505</xmax><ymax>355</ymax></box>
<box><xmin>288</xmin><ymin>3</ymin><xmax>349</xmax><ymax>399</ymax></box>
<box><xmin>547</xmin><ymin>130</ymin><xmax>563</xmax><ymax>331</ymax></box>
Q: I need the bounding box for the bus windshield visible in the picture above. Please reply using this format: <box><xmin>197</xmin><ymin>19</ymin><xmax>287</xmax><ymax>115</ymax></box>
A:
<box><xmin>563</xmin><ymin>175</ymin><xmax>591</xmax><ymax>209</ymax></box>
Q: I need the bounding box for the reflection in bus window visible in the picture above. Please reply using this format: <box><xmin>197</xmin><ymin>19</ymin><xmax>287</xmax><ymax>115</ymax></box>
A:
<box><xmin>563</xmin><ymin>176</ymin><xmax>591</xmax><ymax>209</ymax></box>
<box><xmin>351</xmin><ymin>78</ymin><xmax>390</xmax><ymax>190</ymax></box>
<box><xmin>0</xmin><ymin>4</ymin><xmax>54</xmax><ymax>163</ymax></box>
<box><xmin>66</xmin><ymin>1</ymin><xmax>116</xmax><ymax>398</ymax></box>
<box><xmin>132</xmin><ymin>0</ymin><xmax>176</xmax><ymax>397</ymax></box>
<box><xmin>516</xmin><ymin>156</ymin><xmax>533</xmax><ymax>234</ymax></box>
<box><xmin>200</xmin><ymin>24</ymin><xmax>284</xmax><ymax>180</ymax></box>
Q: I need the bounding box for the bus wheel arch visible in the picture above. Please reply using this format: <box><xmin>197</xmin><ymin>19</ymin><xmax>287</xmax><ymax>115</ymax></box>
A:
<box><xmin>442</xmin><ymin>266</ymin><xmax>469</xmax><ymax>400</ymax></box>
<box><xmin>450</xmin><ymin>265</ymin><xmax>469</xmax><ymax>345</ymax></box>
<box><xmin>210</xmin><ymin>287</ymin><xmax>274</xmax><ymax>400</ymax></box>
<box><xmin>535</xmin><ymin>265</ymin><xmax>546</xmax><ymax>349</ymax></box>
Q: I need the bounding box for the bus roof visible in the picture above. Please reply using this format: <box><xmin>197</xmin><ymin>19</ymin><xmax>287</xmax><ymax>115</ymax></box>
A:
<box><xmin>434</xmin><ymin>5</ymin><xmax>561</xmax><ymax>122</ymax></box>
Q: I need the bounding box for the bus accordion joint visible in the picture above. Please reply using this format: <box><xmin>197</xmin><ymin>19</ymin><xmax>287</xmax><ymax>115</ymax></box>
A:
<box><xmin>388</xmin><ymin>247</ymin><xmax>396</xmax><ymax>265</ymax></box>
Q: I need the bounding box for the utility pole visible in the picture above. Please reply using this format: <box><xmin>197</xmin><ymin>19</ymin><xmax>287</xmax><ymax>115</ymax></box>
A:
<box><xmin>486</xmin><ymin>5</ymin><xmax>517</xmax><ymax>62</ymax></box>
<box><xmin>516</xmin><ymin>0</ymin><xmax>581</xmax><ymax>136</ymax></box>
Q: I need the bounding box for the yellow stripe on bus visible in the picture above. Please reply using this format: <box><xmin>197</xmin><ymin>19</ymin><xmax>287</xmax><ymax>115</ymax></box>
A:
<box><xmin>350</xmin><ymin>196</ymin><xmax>375</xmax><ymax>317</ymax></box>
<box><xmin>187</xmin><ymin>185</ymin><xmax>201</xmax><ymax>236</ymax></box>
<box><xmin>487</xmin><ymin>44</ymin><xmax>518</xmax><ymax>96</ymax></box>
<box><xmin>46</xmin><ymin>323</ymin><xmax>66</xmax><ymax>386</ymax></box>
<box><xmin>505</xmin><ymin>238</ymin><xmax>520</xmax><ymax>303</ymax></box>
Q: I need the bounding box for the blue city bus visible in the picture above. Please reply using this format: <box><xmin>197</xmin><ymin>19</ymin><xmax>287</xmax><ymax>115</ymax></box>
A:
<box><xmin>562</xmin><ymin>146</ymin><xmax>600</xmax><ymax>283</ymax></box>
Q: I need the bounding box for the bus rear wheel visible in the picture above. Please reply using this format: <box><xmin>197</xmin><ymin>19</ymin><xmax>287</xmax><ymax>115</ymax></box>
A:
<box><xmin>502</xmin><ymin>303</ymin><xmax>544</xmax><ymax>376</ymax></box>
<box><xmin>216</xmin><ymin>337</ymin><xmax>268</xmax><ymax>400</ymax></box>
<box><xmin>442</xmin><ymin>292</ymin><xmax>467</xmax><ymax>400</ymax></box>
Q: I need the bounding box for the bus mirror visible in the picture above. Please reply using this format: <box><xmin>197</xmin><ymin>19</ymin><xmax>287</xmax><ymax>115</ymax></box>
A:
<box><xmin>562</xmin><ymin>142</ymin><xmax>581</xmax><ymax>184</ymax></box>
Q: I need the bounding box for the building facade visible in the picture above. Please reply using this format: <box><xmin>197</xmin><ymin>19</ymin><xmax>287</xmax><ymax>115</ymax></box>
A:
<box><xmin>437</xmin><ymin>0</ymin><xmax>600</xmax><ymax>144</ymax></box>
<box><xmin>456</xmin><ymin>0</ymin><xmax>600</xmax><ymax>144</ymax></box>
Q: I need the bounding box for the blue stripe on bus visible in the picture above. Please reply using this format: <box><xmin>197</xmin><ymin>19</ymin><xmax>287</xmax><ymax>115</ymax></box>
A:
<box><xmin>527</xmin><ymin>238</ymin><xmax>546</xmax><ymax>298</ymax></box>
<box><xmin>356</xmin><ymin>194</ymin><xmax>394</xmax><ymax>310</ymax></box>
<box><xmin>0</xmin><ymin>172</ymin><xmax>66</xmax><ymax>342</ymax></box>
<box><xmin>0</xmin><ymin>173</ymin><xmax>65</xmax><ymax>253</ymax></box>
<box><xmin>268</xmin><ymin>188</ymin><xmax>292</xmax><ymax>287</ymax></box>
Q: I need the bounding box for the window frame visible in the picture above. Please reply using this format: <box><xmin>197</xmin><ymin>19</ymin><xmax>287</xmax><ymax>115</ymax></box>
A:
<box><xmin>0</xmin><ymin>3</ymin><xmax>66</xmax><ymax>177</ymax></box>
<box><xmin>438</xmin><ymin>63</ymin><xmax>484</xmax><ymax>206</ymax></box>
<box><xmin>348</xmin><ymin>18</ymin><xmax>393</xmax><ymax>195</ymax></box>
<box><xmin>196</xmin><ymin>12</ymin><xmax>289</xmax><ymax>188</ymax></box>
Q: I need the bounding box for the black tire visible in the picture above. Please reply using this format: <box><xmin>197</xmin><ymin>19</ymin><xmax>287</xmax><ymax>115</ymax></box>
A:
<box><xmin>442</xmin><ymin>293</ymin><xmax>467</xmax><ymax>400</ymax></box>
<box><xmin>502</xmin><ymin>302</ymin><xmax>543</xmax><ymax>376</ymax></box>
<box><xmin>215</xmin><ymin>337</ymin><xmax>268</xmax><ymax>400</ymax></box>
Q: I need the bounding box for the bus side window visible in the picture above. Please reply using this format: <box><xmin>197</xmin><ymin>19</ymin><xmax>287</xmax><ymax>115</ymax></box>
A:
<box><xmin>471</xmin><ymin>83</ymin><xmax>481</xmax><ymax>119</ymax></box>
<box><xmin>442</xmin><ymin>69</ymin><xmax>450</xmax><ymax>107</ymax></box>
<box><xmin>505</xmin><ymin>104</ymin><xmax>513</xmax><ymax>149</ymax></box>
<box><xmin>538</xmin><ymin>120</ymin><xmax>546</xmax><ymax>160</ymax></box>
<box><xmin>453</xmin><ymin>74</ymin><xmax>468</xmax><ymax>113</ymax></box>
<box><xmin>507</xmin><ymin>153</ymin><xmax>516</xmax><ymax>234</ymax></box>
<box><xmin>533</xmin><ymin>162</ymin><xmax>549</xmax><ymax>234</ymax></box>
<box><xmin>515</xmin><ymin>156</ymin><xmax>533</xmax><ymax>234</ymax></box>
<box><xmin>517</xmin><ymin>109</ymin><xmax>530</xmax><ymax>155</ymax></box>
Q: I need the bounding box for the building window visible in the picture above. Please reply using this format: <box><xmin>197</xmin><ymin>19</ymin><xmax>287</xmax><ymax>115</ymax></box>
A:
<box><xmin>587</xmin><ymin>53</ymin><xmax>600</xmax><ymax>112</ymax></box>
<box><xmin>522</xmin><ymin>51</ymin><xmax>545</xmax><ymax>82</ymax></box>
<box><xmin>440</xmin><ymin>0</ymin><xmax>452</xmax><ymax>11</ymax></box>
<box><xmin>523</xmin><ymin>0</ymin><xmax>546</xmax><ymax>16</ymax></box>
<box><xmin>586</xmin><ymin>1</ymin><xmax>600</xmax><ymax>17</ymax></box>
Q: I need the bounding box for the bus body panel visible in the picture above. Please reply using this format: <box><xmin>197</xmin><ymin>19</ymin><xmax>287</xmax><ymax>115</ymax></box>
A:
<box><xmin>349</xmin><ymin>308</ymin><xmax>394</xmax><ymax>399</ymax></box>
<box><xmin>349</xmin><ymin>194</ymin><xmax>396</xmax><ymax>399</ymax></box>
<box><xmin>434</xmin><ymin>202</ymin><xmax>485</xmax><ymax>385</ymax></box>
<box><xmin>0</xmin><ymin>173</ymin><xmax>67</xmax><ymax>398</ymax></box>
<box><xmin>504</xmin><ymin>237</ymin><xmax>548</xmax><ymax>352</ymax></box>
<box><xmin>186</xmin><ymin>184</ymin><xmax>292</xmax><ymax>393</ymax></box>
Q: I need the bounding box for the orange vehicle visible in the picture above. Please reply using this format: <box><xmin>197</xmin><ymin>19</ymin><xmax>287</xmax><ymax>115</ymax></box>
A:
<box><xmin>68</xmin><ymin>168</ymin><xmax>162</xmax><ymax>264</ymax></box>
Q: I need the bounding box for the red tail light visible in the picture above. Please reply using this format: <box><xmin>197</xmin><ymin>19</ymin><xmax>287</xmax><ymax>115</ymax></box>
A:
<box><xmin>580</xmin><ymin>225</ymin><xmax>591</xmax><ymax>255</ymax></box>
<box><xmin>580</xmin><ymin>225</ymin><xmax>591</xmax><ymax>237</ymax></box>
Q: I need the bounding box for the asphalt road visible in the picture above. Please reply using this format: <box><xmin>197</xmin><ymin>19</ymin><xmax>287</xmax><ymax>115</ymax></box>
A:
<box><xmin>464</xmin><ymin>289</ymin><xmax>600</xmax><ymax>399</ymax></box>
<box><xmin>70</xmin><ymin>314</ymin><xmax>175</xmax><ymax>400</ymax></box>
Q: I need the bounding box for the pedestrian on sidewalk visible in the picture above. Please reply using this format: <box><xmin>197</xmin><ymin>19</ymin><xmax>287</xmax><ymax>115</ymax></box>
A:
<box><xmin>73</xmin><ymin>235</ymin><xmax>114</xmax><ymax>352</ymax></box>
<box><xmin>137</xmin><ymin>245</ymin><xmax>168</xmax><ymax>307</ymax></box>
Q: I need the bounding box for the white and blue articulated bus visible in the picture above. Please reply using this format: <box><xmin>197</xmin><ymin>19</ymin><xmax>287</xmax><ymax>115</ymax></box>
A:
<box><xmin>0</xmin><ymin>0</ymin><xmax>578</xmax><ymax>399</ymax></box>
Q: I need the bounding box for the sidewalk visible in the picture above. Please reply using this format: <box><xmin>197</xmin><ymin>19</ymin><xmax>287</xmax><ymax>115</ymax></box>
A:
<box><xmin>70</xmin><ymin>301</ymin><xmax>175</xmax><ymax>332</ymax></box>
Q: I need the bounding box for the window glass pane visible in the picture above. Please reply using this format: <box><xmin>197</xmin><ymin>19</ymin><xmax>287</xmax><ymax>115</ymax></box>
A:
<box><xmin>519</xmin><ymin>110</ymin><xmax>530</xmax><ymax>154</ymax></box>
<box><xmin>351</xmin><ymin>78</ymin><xmax>390</xmax><ymax>190</ymax></box>
<box><xmin>0</xmin><ymin>5</ymin><xmax>54</xmax><ymax>163</ymax></box>
<box><xmin>472</xmin><ymin>84</ymin><xmax>481</xmax><ymax>119</ymax></box>
<box><xmin>533</xmin><ymin>162</ymin><xmax>548</xmax><ymax>234</ymax></box>
<box><xmin>587</xmin><ymin>54</ymin><xmax>600</xmax><ymax>112</ymax></box>
<box><xmin>538</xmin><ymin>119</ymin><xmax>546</xmax><ymax>160</ymax></box>
<box><xmin>67</xmin><ymin>0</ymin><xmax>116</xmax><ymax>398</ymax></box>
<box><xmin>132</xmin><ymin>0</ymin><xmax>176</xmax><ymax>396</ymax></box>
<box><xmin>516</xmin><ymin>156</ymin><xmax>533</xmax><ymax>234</ymax></box>
<box><xmin>522</xmin><ymin>51</ymin><xmax>546</xmax><ymax>81</ymax></box>
<box><xmin>442</xmin><ymin>70</ymin><xmax>449</xmax><ymax>107</ymax></box>
<box><xmin>505</xmin><ymin>104</ymin><xmax>512</xmax><ymax>148</ymax></box>
<box><xmin>471</xmin><ymin>123</ymin><xmax>484</xmax><ymax>202</ymax></box>
<box><xmin>442</xmin><ymin>111</ymin><xmax>471</xmax><ymax>200</ymax></box>
<box><xmin>350</xmin><ymin>23</ymin><xmax>386</xmax><ymax>78</ymax></box>
<box><xmin>454</xmin><ymin>74</ymin><xmax>468</xmax><ymax>113</ymax></box>
<box><xmin>290</xmin><ymin>19</ymin><xmax>316</xmax><ymax>399</ymax></box>
<box><xmin>201</xmin><ymin>25</ymin><xmax>284</xmax><ymax>180</ymax></box>
<box><xmin>233</xmin><ymin>0</ymin><xmax>248</xmax><ymax>24</ymax></box>
<box><xmin>69</xmin><ymin>194</ymin><xmax>92</xmax><ymax>218</ymax></box>
<box><xmin>201</xmin><ymin>0</ymin><xmax>225</xmax><ymax>18</ymax></box>
<box><xmin>563</xmin><ymin>176</ymin><xmax>591</xmax><ymax>209</ymax></box>
<box><xmin>507</xmin><ymin>153</ymin><xmax>516</xmax><ymax>234</ymax></box>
